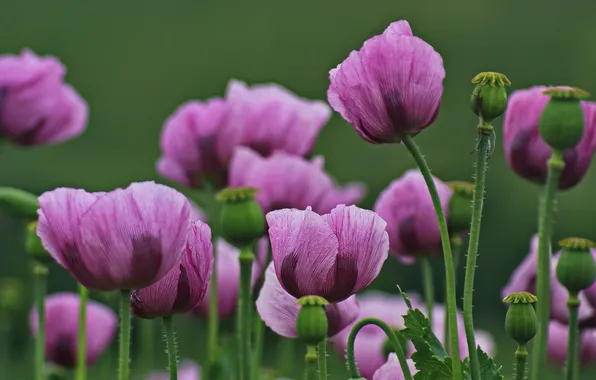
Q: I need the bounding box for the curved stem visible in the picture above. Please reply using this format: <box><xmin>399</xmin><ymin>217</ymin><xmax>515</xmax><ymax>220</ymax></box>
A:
<box><xmin>346</xmin><ymin>318</ymin><xmax>412</xmax><ymax>380</ymax></box>
<box><xmin>317</xmin><ymin>340</ymin><xmax>327</xmax><ymax>380</ymax></box>
<box><xmin>515</xmin><ymin>344</ymin><xmax>528</xmax><ymax>380</ymax></box>
<box><xmin>463</xmin><ymin>126</ymin><xmax>492</xmax><ymax>380</ymax></box>
<box><xmin>238</xmin><ymin>246</ymin><xmax>255</xmax><ymax>380</ymax></box>
<box><xmin>33</xmin><ymin>262</ymin><xmax>48</xmax><ymax>380</ymax></box>
<box><xmin>530</xmin><ymin>150</ymin><xmax>564</xmax><ymax>380</ymax></box>
<box><xmin>251</xmin><ymin>315</ymin><xmax>265</xmax><ymax>380</ymax></box>
<box><xmin>118</xmin><ymin>290</ymin><xmax>131</xmax><ymax>380</ymax></box>
<box><xmin>304</xmin><ymin>344</ymin><xmax>317</xmax><ymax>380</ymax></box>
<box><xmin>76</xmin><ymin>284</ymin><xmax>88</xmax><ymax>380</ymax></box>
<box><xmin>162</xmin><ymin>316</ymin><xmax>179</xmax><ymax>380</ymax></box>
<box><xmin>402</xmin><ymin>135</ymin><xmax>462</xmax><ymax>380</ymax></box>
<box><xmin>565</xmin><ymin>295</ymin><xmax>580</xmax><ymax>380</ymax></box>
<box><xmin>421</xmin><ymin>256</ymin><xmax>434</xmax><ymax>324</ymax></box>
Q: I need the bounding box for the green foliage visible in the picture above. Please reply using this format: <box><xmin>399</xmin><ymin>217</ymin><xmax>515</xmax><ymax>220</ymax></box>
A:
<box><xmin>477</xmin><ymin>347</ymin><xmax>504</xmax><ymax>380</ymax></box>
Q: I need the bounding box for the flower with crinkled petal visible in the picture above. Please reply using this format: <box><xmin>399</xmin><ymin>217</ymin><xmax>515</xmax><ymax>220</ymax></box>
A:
<box><xmin>217</xmin><ymin>79</ymin><xmax>331</xmax><ymax>163</ymax></box>
<box><xmin>501</xmin><ymin>235</ymin><xmax>596</xmax><ymax>325</ymax></box>
<box><xmin>29</xmin><ymin>292</ymin><xmax>117</xmax><ymax>368</ymax></box>
<box><xmin>147</xmin><ymin>359</ymin><xmax>200</xmax><ymax>380</ymax></box>
<box><xmin>328</xmin><ymin>20</ymin><xmax>445</xmax><ymax>144</ymax></box>
<box><xmin>37</xmin><ymin>181</ymin><xmax>191</xmax><ymax>291</ymax></box>
<box><xmin>373</xmin><ymin>355</ymin><xmax>417</xmax><ymax>380</ymax></box>
<box><xmin>374</xmin><ymin>169</ymin><xmax>452</xmax><ymax>263</ymax></box>
<box><xmin>193</xmin><ymin>237</ymin><xmax>269</xmax><ymax>319</ymax></box>
<box><xmin>267</xmin><ymin>204</ymin><xmax>389</xmax><ymax>303</ymax></box>
<box><xmin>131</xmin><ymin>221</ymin><xmax>213</xmax><ymax>318</ymax></box>
<box><xmin>256</xmin><ymin>263</ymin><xmax>359</xmax><ymax>338</ymax></box>
<box><xmin>547</xmin><ymin>321</ymin><xmax>596</xmax><ymax>367</ymax></box>
<box><xmin>503</xmin><ymin>86</ymin><xmax>596</xmax><ymax>190</ymax></box>
<box><xmin>0</xmin><ymin>49</ymin><xmax>88</xmax><ymax>146</ymax></box>
<box><xmin>229</xmin><ymin>147</ymin><xmax>365</xmax><ymax>213</ymax></box>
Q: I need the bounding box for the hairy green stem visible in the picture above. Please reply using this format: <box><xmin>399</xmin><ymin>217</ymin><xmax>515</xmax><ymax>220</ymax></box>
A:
<box><xmin>531</xmin><ymin>150</ymin><xmax>564</xmax><ymax>380</ymax></box>
<box><xmin>402</xmin><ymin>134</ymin><xmax>462</xmax><ymax>380</ymax></box>
<box><xmin>162</xmin><ymin>316</ymin><xmax>178</xmax><ymax>380</ymax></box>
<box><xmin>445</xmin><ymin>236</ymin><xmax>463</xmax><ymax>354</ymax></box>
<box><xmin>76</xmin><ymin>284</ymin><xmax>88</xmax><ymax>380</ymax></box>
<box><xmin>317</xmin><ymin>340</ymin><xmax>327</xmax><ymax>380</ymax></box>
<box><xmin>565</xmin><ymin>295</ymin><xmax>580</xmax><ymax>380</ymax></box>
<box><xmin>238</xmin><ymin>246</ymin><xmax>255</xmax><ymax>380</ymax></box>
<box><xmin>515</xmin><ymin>344</ymin><xmax>528</xmax><ymax>380</ymax></box>
<box><xmin>421</xmin><ymin>256</ymin><xmax>434</xmax><ymax>324</ymax></box>
<box><xmin>34</xmin><ymin>262</ymin><xmax>48</xmax><ymax>380</ymax></box>
<box><xmin>346</xmin><ymin>318</ymin><xmax>412</xmax><ymax>380</ymax></box>
<box><xmin>206</xmin><ymin>197</ymin><xmax>221</xmax><ymax>378</ymax></box>
<box><xmin>463</xmin><ymin>126</ymin><xmax>492</xmax><ymax>380</ymax></box>
<box><xmin>304</xmin><ymin>344</ymin><xmax>317</xmax><ymax>380</ymax></box>
<box><xmin>252</xmin><ymin>315</ymin><xmax>265</xmax><ymax>380</ymax></box>
<box><xmin>118</xmin><ymin>290</ymin><xmax>131</xmax><ymax>380</ymax></box>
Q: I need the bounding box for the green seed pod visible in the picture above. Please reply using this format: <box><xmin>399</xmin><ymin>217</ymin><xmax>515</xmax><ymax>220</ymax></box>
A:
<box><xmin>0</xmin><ymin>187</ymin><xmax>39</xmax><ymax>220</ymax></box>
<box><xmin>470</xmin><ymin>72</ymin><xmax>510</xmax><ymax>123</ymax></box>
<box><xmin>538</xmin><ymin>87</ymin><xmax>589</xmax><ymax>151</ymax></box>
<box><xmin>556</xmin><ymin>237</ymin><xmax>596</xmax><ymax>294</ymax></box>
<box><xmin>503</xmin><ymin>292</ymin><xmax>538</xmax><ymax>345</ymax></box>
<box><xmin>447</xmin><ymin>181</ymin><xmax>473</xmax><ymax>234</ymax></box>
<box><xmin>295</xmin><ymin>296</ymin><xmax>329</xmax><ymax>345</ymax></box>
<box><xmin>381</xmin><ymin>329</ymin><xmax>409</xmax><ymax>358</ymax></box>
<box><xmin>216</xmin><ymin>187</ymin><xmax>265</xmax><ymax>248</ymax></box>
<box><xmin>25</xmin><ymin>221</ymin><xmax>54</xmax><ymax>264</ymax></box>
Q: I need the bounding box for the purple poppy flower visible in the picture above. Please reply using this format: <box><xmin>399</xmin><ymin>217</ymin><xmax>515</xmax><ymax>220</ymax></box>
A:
<box><xmin>267</xmin><ymin>204</ymin><xmax>389</xmax><ymax>303</ymax></box>
<box><xmin>29</xmin><ymin>292</ymin><xmax>117</xmax><ymax>368</ymax></box>
<box><xmin>0</xmin><ymin>49</ymin><xmax>88</xmax><ymax>146</ymax></box>
<box><xmin>37</xmin><ymin>181</ymin><xmax>191</xmax><ymax>291</ymax></box>
<box><xmin>216</xmin><ymin>80</ymin><xmax>331</xmax><ymax>163</ymax></box>
<box><xmin>501</xmin><ymin>235</ymin><xmax>595</xmax><ymax>325</ymax></box>
<box><xmin>193</xmin><ymin>237</ymin><xmax>269</xmax><ymax>319</ymax></box>
<box><xmin>229</xmin><ymin>147</ymin><xmax>365</xmax><ymax>214</ymax></box>
<box><xmin>547</xmin><ymin>321</ymin><xmax>596</xmax><ymax>367</ymax></box>
<box><xmin>131</xmin><ymin>221</ymin><xmax>213</xmax><ymax>318</ymax></box>
<box><xmin>503</xmin><ymin>86</ymin><xmax>596</xmax><ymax>190</ymax></box>
<box><xmin>373</xmin><ymin>355</ymin><xmax>417</xmax><ymax>380</ymax></box>
<box><xmin>328</xmin><ymin>20</ymin><xmax>445</xmax><ymax>144</ymax></box>
<box><xmin>147</xmin><ymin>359</ymin><xmax>200</xmax><ymax>380</ymax></box>
<box><xmin>374</xmin><ymin>170</ymin><xmax>452</xmax><ymax>263</ymax></box>
<box><xmin>256</xmin><ymin>263</ymin><xmax>359</xmax><ymax>338</ymax></box>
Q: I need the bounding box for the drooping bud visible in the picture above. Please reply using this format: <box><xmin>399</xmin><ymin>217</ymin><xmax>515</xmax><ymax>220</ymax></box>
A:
<box><xmin>0</xmin><ymin>187</ymin><xmax>39</xmax><ymax>220</ymax></box>
<box><xmin>25</xmin><ymin>221</ymin><xmax>53</xmax><ymax>264</ymax></box>
<box><xmin>295</xmin><ymin>295</ymin><xmax>329</xmax><ymax>345</ymax></box>
<box><xmin>556</xmin><ymin>238</ymin><xmax>596</xmax><ymax>294</ymax></box>
<box><xmin>216</xmin><ymin>187</ymin><xmax>265</xmax><ymax>248</ymax></box>
<box><xmin>538</xmin><ymin>87</ymin><xmax>589</xmax><ymax>151</ymax></box>
<box><xmin>470</xmin><ymin>72</ymin><xmax>511</xmax><ymax>123</ymax></box>
<box><xmin>503</xmin><ymin>291</ymin><xmax>538</xmax><ymax>345</ymax></box>
<box><xmin>447</xmin><ymin>181</ymin><xmax>473</xmax><ymax>234</ymax></box>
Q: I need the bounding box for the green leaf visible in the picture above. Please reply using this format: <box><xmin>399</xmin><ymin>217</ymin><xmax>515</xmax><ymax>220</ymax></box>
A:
<box><xmin>0</xmin><ymin>187</ymin><xmax>39</xmax><ymax>219</ymax></box>
<box><xmin>477</xmin><ymin>346</ymin><xmax>504</xmax><ymax>380</ymax></box>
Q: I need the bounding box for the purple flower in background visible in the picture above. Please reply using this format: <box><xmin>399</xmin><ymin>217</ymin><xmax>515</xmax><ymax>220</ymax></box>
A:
<box><xmin>374</xmin><ymin>170</ymin><xmax>452</xmax><ymax>263</ymax></box>
<box><xmin>328</xmin><ymin>20</ymin><xmax>445</xmax><ymax>144</ymax></box>
<box><xmin>0</xmin><ymin>49</ymin><xmax>88</xmax><ymax>146</ymax></box>
<box><xmin>256</xmin><ymin>263</ymin><xmax>359</xmax><ymax>338</ymax></box>
<box><xmin>501</xmin><ymin>235</ymin><xmax>596</xmax><ymax>325</ymax></box>
<box><xmin>37</xmin><ymin>181</ymin><xmax>191</xmax><ymax>291</ymax></box>
<box><xmin>503</xmin><ymin>86</ymin><xmax>596</xmax><ymax>190</ymax></box>
<box><xmin>131</xmin><ymin>221</ymin><xmax>213</xmax><ymax>318</ymax></box>
<box><xmin>547</xmin><ymin>321</ymin><xmax>596</xmax><ymax>367</ymax></box>
<box><xmin>267</xmin><ymin>204</ymin><xmax>389</xmax><ymax>303</ymax></box>
<box><xmin>29</xmin><ymin>292</ymin><xmax>117</xmax><ymax>368</ymax></box>
<box><xmin>147</xmin><ymin>359</ymin><xmax>200</xmax><ymax>380</ymax></box>
<box><xmin>193</xmin><ymin>237</ymin><xmax>268</xmax><ymax>319</ymax></box>
<box><xmin>373</xmin><ymin>355</ymin><xmax>417</xmax><ymax>380</ymax></box>
<box><xmin>229</xmin><ymin>147</ymin><xmax>365</xmax><ymax>214</ymax></box>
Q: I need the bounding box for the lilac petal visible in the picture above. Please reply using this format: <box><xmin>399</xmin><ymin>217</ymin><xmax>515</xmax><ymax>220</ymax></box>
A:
<box><xmin>267</xmin><ymin>208</ymin><xmax>338</xmax><ymax>299</ymax></box>
<box><xmin>475</xmin><ymin>330</ymin><xmax>497</xmax><ymax>357</ymax></box>
<box><xmin>227</xmin><ymin>147</ymin><xmax>264</xmax><ymax>188</ymax></box>
<box><xmin>383</xmin><ymin>21</ymin><xmax>414</xmax><ymax>37</ymax></box>
<box><xmin>326</xmin><ymin>295</ymin><xmax>359</xmax><ymax>337</ymax></box>
<box><xmin>157</xmin><ymin>157</ymin><xmax>192</xmax><ymax>187</ymax></box>
<box><xmin>37</xmin><ymin>188</ymin><xmax>99</xmax><ymax>268</ymax></box>
<box><xmin>78</xmin><ymin>182</ymin><xmax>191</xmax><ymax>291</ymax></box>
<box><xmin>0</xmin><ymin>49</ymin><xmax>64</xmax><ymax>87</ymax></box>
<box><xmin>322</xmin><ymin>205</ymin><xmax>389</xmax><ymax>296</ymax></box>
<box><xmin>147</xmin><ymin>359</ymin><xmax>201</xmax><ymax>380</ymax></box>
<box><xmin>373</xmin><ymin>355</ymin><xmax>417</xmax><ymax>380</ymax></box>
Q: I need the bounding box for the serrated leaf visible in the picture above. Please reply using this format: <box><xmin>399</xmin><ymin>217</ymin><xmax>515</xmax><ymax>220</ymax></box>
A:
<box><xmin>401</xmin><ymin>307</ymin><xmax>448</xmax><ymax>359</ymax></box>
<box><xmin>477</xmin><ymin>347</ymin><xmax>504</xmax><ymax>380</ymax></box>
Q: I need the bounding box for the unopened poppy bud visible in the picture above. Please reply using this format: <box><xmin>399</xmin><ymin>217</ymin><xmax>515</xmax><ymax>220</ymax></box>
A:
<box><xmin>470</xmin><ymin>72</ymin><xmax>510</xmax><ymax>123</ymax></box>
<box><xmin>503</xmin><ymin>291</ymin><xmax>538</xmax><ymax>345</ymax></box>
<box><xmin>217</xmin><ymin>187</ymin><xmax>265</xmax><ymax>248</ymax></box>
<box><xmin>295</xmin><ymin>296</ymin><xmax>329</xmax><ymax>345</ymax></box>
<box><xmin>447</xmin><ymin>181</ymin><xmax>473</xmax><ymax>234</ymax></box>
<box><xmin>0</xmin><ymin>187</ymin><xmax>39</xmax><ymax>220</ymax></box>
<box><xmin>556</xmin><ymin>238</ymin><xmax>596</xmax><ymax>294</ymax></box>
<box><xmin>539</xmin><ymin>87</ymin><xmax>589</xmax><ymax>151</ymax></box>
<box><xmin>381</xmin><ymin>329</ymin><xmax>409</xmax><ymax>358</ymax></box>
<box><xmin>26</xmin><ymin>221</ymin><xmax>53</xmax><ymax>264</ymax></box>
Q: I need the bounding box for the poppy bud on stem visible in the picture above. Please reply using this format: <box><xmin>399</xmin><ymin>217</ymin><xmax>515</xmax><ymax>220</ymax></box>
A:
<box><xmin>503</xmin><ymin>292</ymin><xmax>538</xmax><ymax>380</ymax></box>
<box><xmin>296</xmin><ymin>296</ymin><xmax>329</xmax><ymax>380</ymax></box>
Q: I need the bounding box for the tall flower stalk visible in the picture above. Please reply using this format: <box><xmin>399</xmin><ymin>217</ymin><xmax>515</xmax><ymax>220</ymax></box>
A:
<box><xmin>162</xmin><ymin>317</ymin><xmax>179</xmax><ymax>380</ymax></box>
<box><xmin>238</xmin><ymin>246</ymin><xmax>255</xmax><ymax>380</ymax></box>
<box><xmin>76</xmin><ymin>284</ymin><xmax>88</xmax><ymax>380</ymax></box>
<box><xmin>118</xmin><ymin>290</ymin><xmax>131</xmax><ymax>380</ymax></box>
<box><xmin>33</xmin><ymin>262</ymin><xmax>48</xmax><ymax>380</ymax></box>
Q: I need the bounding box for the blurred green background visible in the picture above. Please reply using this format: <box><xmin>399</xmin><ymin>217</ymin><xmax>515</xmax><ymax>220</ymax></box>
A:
<box><xmin>2</xmin><ymin>0</ymin><xmax>596</xmax><ymax>379</ymax></box>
